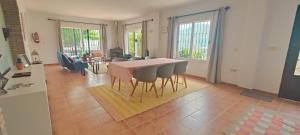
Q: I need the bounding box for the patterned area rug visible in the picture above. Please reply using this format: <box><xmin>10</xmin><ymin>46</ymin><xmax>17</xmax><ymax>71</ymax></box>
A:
<box><xmin>225</xmin><ymin>106</ymin><xmax>300</xmax><ymax>135</ymax></box>
<box><xmin>88</xmin><ymin>79</ymin><xmax>208</xmax><ymax>121</ymax></box>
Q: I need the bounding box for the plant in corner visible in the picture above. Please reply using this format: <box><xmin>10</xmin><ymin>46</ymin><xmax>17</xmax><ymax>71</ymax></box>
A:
<box><xmin>81</xmin><ymin>51</ymin><xmax>90</xmax><ymax>62</ymax></box>
<box><xmin>16</xmin><ymin>57</ymin><xmax>24</xmax><ymax>70</ymax></box>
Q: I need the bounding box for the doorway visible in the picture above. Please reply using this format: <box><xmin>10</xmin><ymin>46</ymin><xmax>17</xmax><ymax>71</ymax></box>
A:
<box><xmin>279</xmin><ymin>5</ymin><xmax>300</xmax><ymax>102</ymax></box>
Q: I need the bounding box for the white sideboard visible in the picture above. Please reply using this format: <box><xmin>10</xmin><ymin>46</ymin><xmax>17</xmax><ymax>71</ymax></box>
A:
<box><xmin>0</xmin><ymin>64</ymin><xmax>52</xmax><ymax>135</ymax></box>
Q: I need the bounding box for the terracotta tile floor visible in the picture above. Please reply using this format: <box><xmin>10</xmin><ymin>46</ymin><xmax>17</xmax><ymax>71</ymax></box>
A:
<box><xmin>45</xmin><ymin>65</ymin><xmax>300</xmax><ymax>135</ymax></box>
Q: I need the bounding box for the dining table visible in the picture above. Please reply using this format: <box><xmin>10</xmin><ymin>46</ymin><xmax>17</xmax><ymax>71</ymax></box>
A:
<box><xmin>108</xmin><ymin>58</ymin><xmax>187</xmax><ymax>100</ymax></box>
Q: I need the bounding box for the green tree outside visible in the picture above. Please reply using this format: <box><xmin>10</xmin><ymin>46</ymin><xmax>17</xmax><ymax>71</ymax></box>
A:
<box><xmin>61</xmin><ymin>28</ymin><xmax>101</xmax><ymax>56</ymax></box>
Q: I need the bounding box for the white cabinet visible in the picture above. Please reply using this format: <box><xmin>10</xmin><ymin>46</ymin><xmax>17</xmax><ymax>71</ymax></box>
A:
<box><xmin>0</xmin><ymin>64</ymin><xmax>52</xmax><ymax>135</ymax></box>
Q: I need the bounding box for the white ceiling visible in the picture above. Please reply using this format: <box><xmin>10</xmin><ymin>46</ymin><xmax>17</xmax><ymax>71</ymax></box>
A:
<box><xmin>24</xmin><ymin>0</ymin><xmax>200</xmax><ymax>20</ymax></box>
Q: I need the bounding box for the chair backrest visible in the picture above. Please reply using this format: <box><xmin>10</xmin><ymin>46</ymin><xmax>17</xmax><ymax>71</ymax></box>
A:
<box><xmin>174</xmin><ymin>61</ymin><xmax>188</xmax><ymax>75</ymax></box>
<box><xmin>133</xmin><ymin>66</ymin><xmax>158</xmax><ymax>82</ymax></box>
<box><xmin>157</xmin><ymin>63</ymin><xmax>175</xmax><ymax>78</ymax></box>
<box><xmin>57</xmin><ymin>52</ymin><xmax>70</xmax><ymax>67</ymax></box>
<box><xmin>61</xmin><ymin>53</ymin><xmax>73</xmax><ymax>67</ymax></box>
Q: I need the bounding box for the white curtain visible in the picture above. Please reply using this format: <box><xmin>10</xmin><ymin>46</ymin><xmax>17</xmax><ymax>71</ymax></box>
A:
<box><xmin>121</xmin><ymin>24</ymin><xmax>126</xmax><ymax>51</ymax></box>
<box><xmin>167</xmin><ymin>17</ymin><xmax>176</xmax><ymax>58</ymax></box>
<box><xmin>207</xmin><ymin>7</ymin><xmax>227</xmax><ymax>83</ymax></box>
<box><xmin>57</xmin><ymin>21</ymin><xmax>63</xmax><ymax>52</ymax></box>
<box><xmin>101</xmin><ymin>25</ymin><xmax>107</xmax><ymax>55</ymax></box>
<box><xmin>141</xmin><ymin>21</ymin><xmax>148</xmax><ymax>57</ymax></box>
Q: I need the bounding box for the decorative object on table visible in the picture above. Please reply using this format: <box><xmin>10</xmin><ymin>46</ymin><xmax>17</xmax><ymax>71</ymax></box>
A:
<box><xmin>31</xmin><ymin>50</ymin><xmax>42</xmax><ymax>64</ymax></box>
<box><xmin>2</xmin><ymin>28</ymin><xmax>9</xmax><ymax>41</ymax></box>
<box><xmin>31</xmin><ymin>32</ymin><xmax>40</xmax><ymax>43</ymax></box>
<box><xmin>123</xmin><ymin>54</ymin><xmax>132</xmax><ymax>60</ymax></box>
<box><xmin>6</xmin><ymin>83</ymin><xmax>34</xmax><ymax>90</ymax></box>
<box><xmin>224</xmin><ymin>105</ymin><xmax>300</xmax><ymax>135</ymax></box>
<box><xmin>15</xmin><ymin>57</ymin><xmax>24</xmax><ymax>70</ymax></box>
<box><xmin>12</xmin><ymin>72</ymin><xmax>31</xmax><ymax>78</ymax></box>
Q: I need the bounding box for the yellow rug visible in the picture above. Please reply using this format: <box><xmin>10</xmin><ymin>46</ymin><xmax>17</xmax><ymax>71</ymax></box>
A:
<box><xmin>88</xmin><ymin>79</ymin><xmax>208</xmax><ymax>121</ymax></box>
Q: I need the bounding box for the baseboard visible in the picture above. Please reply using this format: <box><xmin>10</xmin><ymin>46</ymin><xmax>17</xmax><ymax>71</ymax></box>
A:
<box><xmin>184</xmin><ymin>74</ymin><xmax>207</xmax><ymax>81</ymax></box>
<box><xmin>44</xmin><ymin>63</ymin><xmax>59</xmax><ymax>66</ymax></box>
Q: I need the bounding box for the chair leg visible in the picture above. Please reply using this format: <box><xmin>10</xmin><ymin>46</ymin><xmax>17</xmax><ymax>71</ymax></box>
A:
<box><xmin>140</xmin><ymin>82</ymin><xmax>145</xmax><ymax>102</ymax></box>
<box><xmin>161</xmin><ymin>78</ymin><xmax>165</xmax><ymax>89</ymax></box>
<box><xmin>164</xmin><ymin>78</ymin><xmax>170</xmax><ymax>87</ymax></box>
<box><xmin>176</xmin><ymin>75</ymin><xmax>179</xmax><ymax>91</ymax></box>
<box><xmin>130</xmin><ymin>80</ymin><xmax>134</xmax><ymax>88</ymax></box>
<box><xmin>118</xmin><ymin>79</ymin><xmax>121</xmax><ymax>91</ymax></box>
<box><xmin>173</xmin><ymin>76</ymin><xmax>176</xmax><ymax>83</ymax></box>
<box><xmin>161</xmin><ymin>78</ymin><xmax>165</xmax><ymax>96</ymax></box>
<box><xmin>152</xmin><ymin>82</ymin><xmax>159</xmax><ymax>98</ymax></box>
<box><xmin>131</xmin><ymin>81</ymin><xmax>139</xmax><ymax>96</ymax></box>
<box><xmin>111</xmin><ymin>77</ymin><xmax>116</xmax><ymax>88</ymax></box>
<box><xmin>169</xmin><ymin>77</ymin><xmax>175</xmax><ymax>92</ymax></box>
<box><xmin>149</xmin><ymin>84</ymin><xmax>154</xmax><ymax>92</ymax></box>
<box><xmin>146</xmin><ymin>83</ymin><xmax>148</xmax><ymax>92</ymax></box>
<box><xmin>183</xmin><ymin>75</ymin><xmax>187</xmax><ymax>88</ymax></box>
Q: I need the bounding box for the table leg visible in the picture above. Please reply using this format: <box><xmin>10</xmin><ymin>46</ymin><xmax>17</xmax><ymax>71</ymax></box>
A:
<box><xmin>125</xmin><ymin>82</ymin><xmax>131</xmax><ymax>101</ymax></box>
<box><xmin>96</xmin><ymin>63</ymin><xmax>99</xmax><ymax>74</ymax></box>
<box><xmin>111</xmin><ymin>77</ymin><xmax>116</xmax><ymax>88</ymax></box>
<box><xmin>92</xmin><ymin>63</ymin><xmax>95</xmax><ymax>73</ymax></box>
<box><xmin>111</xmin><ymin>80</ymin><xmax>131</xmax><ymax>101</ymax></box>
<box><xmin>118</xmin><ymin>79</ymin><xmax>121</xmax><ymax>91</ymax></box>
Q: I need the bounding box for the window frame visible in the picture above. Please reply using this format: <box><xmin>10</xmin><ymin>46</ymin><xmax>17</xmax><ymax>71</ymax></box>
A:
<box><xmin>125</xmin><ymin>29</ymin><xmax>142</xmax><ymax>57</ymax></box>
<box><xmin>174</xmin><ymin>12</ymin><xmax>216</xmax><ymax>61</ymax></box>
<box><xmin>60</xmin><ymin>27</ymin><xmax>102</xmax><ymax>56</ymax></box>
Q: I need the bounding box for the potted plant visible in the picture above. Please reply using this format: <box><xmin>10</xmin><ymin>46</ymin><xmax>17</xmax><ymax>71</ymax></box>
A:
<box><xmin>16</xmin><ymin>58</ymin><xmax>24</xmax><ymax>70</ymax></box>
<box><xmin>81</xmin><ymin>52</ymin><xmax>90</xmax><ymax>62</ymax></box>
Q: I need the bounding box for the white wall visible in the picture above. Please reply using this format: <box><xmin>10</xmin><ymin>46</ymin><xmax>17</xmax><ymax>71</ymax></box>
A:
<box><xmin>254</xmin><ymin>0</ymin><xmax>300</xmax><ymax>93</ymax></box>
<box><xmin>0</xmin><ymin>4</ymin><xmax>13</xmax><ymax>73</ymax></box>
<box><xmin>123</xmin><ymin>0</ymin><xmax>300</xmax><ymax>94</ymax></box>
<box><xmin>16</xmin><ymin>0</ymin><xmax>32</xmax><ymax>62</ymax></box>
<box><xmin>26</xmin><ymin>11</ymin><xmax>116</xmax><ymax>64</ymax></box>
<box><xmin>159</xmin><ymin>0</ymin><xmax>268</xmax><ymax>83</ymax></box>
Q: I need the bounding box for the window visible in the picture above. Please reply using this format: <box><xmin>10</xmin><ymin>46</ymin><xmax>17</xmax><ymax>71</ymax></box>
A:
<box><xmin>294</xmin><ymin>52</ymin><xmax>300</xmax><ymax>75</ymax></box>
<box><xmin>176</xmin><ymin>20</ymin><xmax>211</xmax><ymax>60</ymax></box>
<box><xmin>60</xmin><ymin>27</ymin><xmax>101</xmax><ymax>56</ymax></box>
<box><xmin>126</xmin><ymin>31</ymin><xmax>142</xmax><ymax>57</ymax></box>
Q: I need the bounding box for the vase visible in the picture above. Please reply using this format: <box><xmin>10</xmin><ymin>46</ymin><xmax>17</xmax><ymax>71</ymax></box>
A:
<box><xmin>16</xmin><ymin>63</ymin><xmax>24</xmax><ymax>70</ymax></box>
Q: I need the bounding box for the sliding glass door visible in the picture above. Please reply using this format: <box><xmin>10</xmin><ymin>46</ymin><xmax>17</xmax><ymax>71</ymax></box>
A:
<box><xmin>60</xmin><ymin>27</ymin><xmax>102</xmax><ymax>56</ymax></box>
<box><xmin>126</xmin><ymin>31</ymin><xmax>142</xmax><ymax>57</ymax></box>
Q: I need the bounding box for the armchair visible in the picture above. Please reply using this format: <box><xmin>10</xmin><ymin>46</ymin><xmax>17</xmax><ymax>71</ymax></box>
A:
<box><xmin>57</xmin><ymin>52</ymin><xmax>88</xmax><ymax>75</ymax></box>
